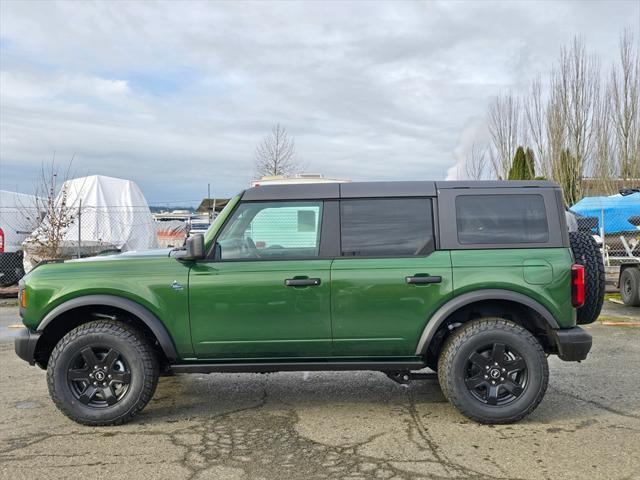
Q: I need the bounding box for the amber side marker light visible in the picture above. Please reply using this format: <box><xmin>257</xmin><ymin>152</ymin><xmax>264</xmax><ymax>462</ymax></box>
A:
<box><xmin>19</xmin><ymin>289</ymin><xmax>27</xmax><ymax>309</ymax></box>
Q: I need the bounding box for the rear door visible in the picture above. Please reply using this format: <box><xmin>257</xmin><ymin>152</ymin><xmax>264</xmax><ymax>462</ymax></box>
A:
<box><xmin>437</xmin><ymin>187</ymin><xmax>574</xmax><ymax>326</ymax></box>
<box><xmin>330</xmin><ymin>198</ymin><xmax>453</xmax><ymax>357</ymax></box>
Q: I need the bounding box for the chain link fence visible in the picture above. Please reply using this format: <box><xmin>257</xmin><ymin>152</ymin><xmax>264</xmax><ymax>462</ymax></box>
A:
<box><xmin>572</xmin><ymin>201</ymin><xmax>640</xmax><ymax>267</ymax></box>
<box><xmin>599</xmin><ymin>212</ymin><xmax>639</xmax><ymax>267</ymax></box>
<box><xmin>0</xmin><ymin>204</ymin><xmax>40</xmax><ymax>287</ymax></box>
<box><xmin>1</xmin><ymin>205</ymin><xmax>192</xmax><ymax>287</ymax></box>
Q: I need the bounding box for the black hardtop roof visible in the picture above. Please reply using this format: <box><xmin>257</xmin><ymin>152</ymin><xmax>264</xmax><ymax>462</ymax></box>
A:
<box><xmin>241</xmin><ymin>180</ymin><xmax>559</xmax><ymax>201</ymax></box>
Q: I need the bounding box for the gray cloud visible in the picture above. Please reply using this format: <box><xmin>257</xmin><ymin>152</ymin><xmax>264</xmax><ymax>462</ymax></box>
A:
<box><xmin>1</xmin><ymin>0</ymin><xmax>637</xmax><ymax>204</ymax></box>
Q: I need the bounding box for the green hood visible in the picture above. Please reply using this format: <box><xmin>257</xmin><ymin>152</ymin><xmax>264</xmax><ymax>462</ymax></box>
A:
<box><xmin>65</xmin><ymin>248</ymin><xmax>173</xmax><ymax>263</ymax></box>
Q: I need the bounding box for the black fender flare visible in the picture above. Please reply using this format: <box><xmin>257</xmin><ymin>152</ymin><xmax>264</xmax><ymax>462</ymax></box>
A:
<box><xmin>415</xmin><ymin>289</ymin><xmax>561</xmax><ymax>355</ymax></box>
<box><xmin>38</xmin><ymin>294</ymin><xmax>178</xmax><ymax>361</ymax></box>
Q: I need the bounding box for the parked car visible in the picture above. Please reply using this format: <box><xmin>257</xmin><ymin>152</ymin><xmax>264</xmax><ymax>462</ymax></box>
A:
<box><xmin>16</xmin><ymin>180</ymin><xmax>598</xmax><ymax>425</ymax></box>
<box><xmin>188</xmin><ymin>220</ymin><xmax>211</xmax><ymax>236</ymax></box>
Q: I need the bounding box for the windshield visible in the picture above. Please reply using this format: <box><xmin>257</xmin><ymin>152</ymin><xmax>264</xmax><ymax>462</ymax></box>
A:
<box><xmin>203</xmin><ymin>194</ymin><xmax>241</xmax><ymax>247</ymax></box>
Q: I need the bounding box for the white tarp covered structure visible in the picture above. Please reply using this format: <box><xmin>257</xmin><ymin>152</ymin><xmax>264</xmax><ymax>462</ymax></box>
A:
<box><xmin>0</xmin><ymin>190</ymin><xmax>42</xmax><ymax>253</ymax></box>
<box><xmin>23</xmin><ymin>175</ymin><xmax>157</xmax><ymax>272</ymax></box>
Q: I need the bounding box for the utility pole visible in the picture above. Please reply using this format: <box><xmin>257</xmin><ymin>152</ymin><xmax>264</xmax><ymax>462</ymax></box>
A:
<box><xmin>207</xmin><ymin>183</ymin><xmax>212</xmax><ymax>223</ymax></box>
<box><xmin>77</xmin><ymin>199</ymin><xmax>82</xmax><ymax>259</ymax></box>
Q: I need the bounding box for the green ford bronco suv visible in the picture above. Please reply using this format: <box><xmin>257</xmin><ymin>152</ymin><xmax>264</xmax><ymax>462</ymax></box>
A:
<box><xmin>16</xmin><ymin>181</ymin><xmax>598</xmax><ymax>426</ymax></box>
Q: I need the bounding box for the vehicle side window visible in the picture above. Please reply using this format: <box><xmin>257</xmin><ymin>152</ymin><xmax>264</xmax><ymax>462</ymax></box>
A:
<box><xmin>456</xmin><ymin>194</ymin><xmax>549</xmax><ymax>244</ymax></box>
<box><xmin>340</xmin><ymin>198</ymin><xmax>434</xmax><ymax>257</ymax></box>
<box><xmin>216</xmin><ymin>201</ymin><xmax>323</xmax><ymax>260</ymax></box>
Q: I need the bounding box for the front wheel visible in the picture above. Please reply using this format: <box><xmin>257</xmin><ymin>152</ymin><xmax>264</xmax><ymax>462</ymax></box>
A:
<box><xmin>47</xmin><ymin>320</ymin><xmax>159</xmax><ymax>426</ymax></box>
<box><xmin>438</xmin><ymin>318</ymin><xmax>548</xmax><ymax>424</ymax></box>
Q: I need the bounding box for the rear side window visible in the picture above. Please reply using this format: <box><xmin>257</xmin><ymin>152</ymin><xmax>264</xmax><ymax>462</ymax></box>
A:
<box><xmin>340</xmin><ymin>198</ymin><xmax>434</xmax><ymax>256</ymax></box>
<box><xmin>456</xmin><ymin>194</ymin><xmax>549</xmax><ymax>244</ymax></box>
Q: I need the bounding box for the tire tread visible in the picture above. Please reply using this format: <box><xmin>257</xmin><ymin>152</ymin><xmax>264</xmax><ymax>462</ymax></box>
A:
<box><xmin>570</xmin><ymin>231</ymin><xmax>605</xmax><ymax>325</ymax></box>
<box><xmin>47</xmin><ymin>320</ymin><xmax>159</xmax><ymax>426</ymax></box>
<box><xmin>438</xmin><ymin>318</ymin><xmax>549</xmax><ymax>424</ymax></box>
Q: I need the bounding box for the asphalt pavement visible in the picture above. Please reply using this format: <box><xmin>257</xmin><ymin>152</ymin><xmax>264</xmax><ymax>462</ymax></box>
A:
<box><xmin>1</xmin><ymin>301</ymin><xmax>639</xmax><ymax>480</ymax></box>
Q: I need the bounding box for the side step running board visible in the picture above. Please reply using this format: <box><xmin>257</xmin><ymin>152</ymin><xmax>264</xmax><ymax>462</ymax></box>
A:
<box><xmin>170</xmin><ymin>361</ymin><xmax>426</xmax><ymax>374</ymax></box>
<box><xmin>385</xmin><ymin>370</ymin><xmax>438</xmax><ymax>384</ymax></box>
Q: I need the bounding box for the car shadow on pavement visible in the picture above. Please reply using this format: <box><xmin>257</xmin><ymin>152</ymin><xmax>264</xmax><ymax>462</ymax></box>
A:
<box><xmin>145</xmin><ymin>370</ymin><xmax>449</xmax><ymax>420</ymax></box>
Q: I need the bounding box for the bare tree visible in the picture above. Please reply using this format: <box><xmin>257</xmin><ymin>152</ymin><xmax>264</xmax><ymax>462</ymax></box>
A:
<box><xmin>591</xmin><ymin>92</ymin><xmax>617</xmax><ymax>195</ymax></box>
<box><xmin>610</xmin><ymin>28</ymin><xmax>640</xmax><ymax>179</ymax></box>
<box><xmin>554</xmin><ymin>37</ymin><xmax>600</xmax><ymax>205</ymax></box>
<box><xmin>524</xmin><ymin>77</ymin><xmax>550</xmax><ymax>178</ymax></box>
<box><xmin>22</xmin><ymin>157</ymin><xmax>78</xmax><ymax>266</ymax></box>
<box><xmin>488</xmin><ymin>29</ymin><xmax>637</xmax><ymax>203</ymax></box>
<box><xmin>464</xmin><ymin>143</ymin><xmax>489</xmax><ymax>180</ymax></box>
<box><xmin>546</xmin><ymin>68</ymin><xmax>567</xmax><ymax>187</ymax></box>
<box><xmin>488</xmin><ymin>91</ymin><xmax>521</xmax><ymax>179</ymax></box>
<box><xmin>254</xmin><ymin>124</ymin><xmax>297</xmax><ymax>177</ymax></box>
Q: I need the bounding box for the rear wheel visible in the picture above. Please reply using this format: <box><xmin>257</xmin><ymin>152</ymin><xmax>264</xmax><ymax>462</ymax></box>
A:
<box><xmin>570</xmin><ymin>231</ymin><xmax>605</xmax><ymax>324</ymax></box>
<box><xmin>620</xmin><ymin>267</ymin><xmax>640</xmax><ymax>307</ymax></box>
<box><xmin>47</xmin><ymin>320</ymin><xmax>159</xmax><ymax>426</ymax></box>
<box><xmin>438</xmin><ymin>318</ymin><xmax>548</xmax><ymax>424</ymax></box>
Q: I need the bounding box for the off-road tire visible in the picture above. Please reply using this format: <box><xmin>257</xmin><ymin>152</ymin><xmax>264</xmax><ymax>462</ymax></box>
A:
<box><xmin>570</xmin><ymin>231</ymin><xmax>605</xmax><ymax>325</ymax></box>
<box><xmin>620</xmin><ymin>267</ymin><xmax>640</xmax><ymax>307</ymax></box>
<box><xmin>438</xmin><ymin>318</ymin><xmax>549</xmax><ymax>424</ymax></box>
<box><xmin>47</xmin><ymin>320</ymin><xmax>159</xmax><ymax>426</ymax></box>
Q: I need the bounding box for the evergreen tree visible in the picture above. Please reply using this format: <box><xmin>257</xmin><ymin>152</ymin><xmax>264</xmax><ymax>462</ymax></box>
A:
<box><xmin>508</xmin><ymin>146</ymin><xmax>527</xmax><ymax>180</ymax></box>
<box><xmin>508</xmin><ymin>146</ymin><xmax>537</xmax><ymax>180</ymax></box>
<box><xmin>524</xmin><ymin>148</ymin><xmax>536</xmax><ymax>179</ymax></box>
<box><xmin>558</xmin><ymin>149</ymin><xmax>581</xmax><ymax>206</ymax></box>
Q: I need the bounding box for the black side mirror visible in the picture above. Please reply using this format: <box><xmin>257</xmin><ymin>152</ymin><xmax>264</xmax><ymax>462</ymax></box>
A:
<box><xmin>184</xmin><ymin>233</ymin><xmax>205</xmax><ymax>260</ymax></box>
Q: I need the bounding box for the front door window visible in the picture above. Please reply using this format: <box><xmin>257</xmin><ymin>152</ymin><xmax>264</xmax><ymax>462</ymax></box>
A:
<box><xmin>216</xmin><ymin>201</ymin><xmax>323</xmax><ymax>260</ymax></box>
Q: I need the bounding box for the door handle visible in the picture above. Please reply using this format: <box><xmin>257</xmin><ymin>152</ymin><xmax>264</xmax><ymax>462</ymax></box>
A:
<box><xmin>285</xmin><ymin>278</ymin><xmax>321</xmax><ymax>287</ymax></box>
<box><xmin>405</xmin><ymin>275</ymin><xmax>442</xmax><ymax>285</ymax></box>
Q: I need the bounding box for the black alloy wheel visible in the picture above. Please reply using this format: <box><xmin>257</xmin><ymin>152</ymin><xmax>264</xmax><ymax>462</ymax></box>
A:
<box><xmin>464</xmin><ymin>342</ymin><xmax>527</xmax><ymax>406</ymax></box>
<box><xmin>438</xmin><ymin>318</ymin><xmax>548</xmax><ymax>424</ymax></box>
<box><xmin>67</xmin><ymin>346</ymin><xmax>132</xmax><ymax>407</ymax></box>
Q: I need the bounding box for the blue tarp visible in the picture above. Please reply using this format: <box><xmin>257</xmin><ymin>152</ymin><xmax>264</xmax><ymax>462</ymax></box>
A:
<box><xmin>571</xmin><ymin>192</ymin><xmax>640</xmax><ymax>233</ymax></box>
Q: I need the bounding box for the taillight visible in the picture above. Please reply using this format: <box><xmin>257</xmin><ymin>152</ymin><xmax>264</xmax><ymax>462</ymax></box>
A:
<box><xmin>571</xmin><ymin>264</ymin><xmax>585</xmax><ymax>308</ymax></box>
<box><xmin>0</xmin><ymin>227</ymin><xmax>4</xmax><ymax>253</ymax></box>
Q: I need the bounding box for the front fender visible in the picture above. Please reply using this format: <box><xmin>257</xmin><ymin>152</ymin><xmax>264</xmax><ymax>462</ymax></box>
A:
<box><xmin>37</xmin><ymin>294</ymin><xmax>179</xmax><ymax>361</ymax></box>
<box><xmin>20</xmin><ymin>257</ymin><xmax>192</xmax><ymax>358</ymax></box>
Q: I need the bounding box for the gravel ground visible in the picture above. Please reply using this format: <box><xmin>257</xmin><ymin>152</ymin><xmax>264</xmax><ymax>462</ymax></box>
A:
<box><xmin>0</xmin><ymin>302</ymin><xmax>639</xmax><ymax>480</ymax></box>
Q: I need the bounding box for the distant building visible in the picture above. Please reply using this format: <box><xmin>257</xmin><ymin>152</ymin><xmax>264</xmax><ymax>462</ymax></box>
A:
<box><xmin>250</xmin><ymin>173</ymin><xmax>350</xmax><ymax>187</ymax></box>
<box><xmin>196</xmin><ymin>198</ymin><xmax>231</xmax><ymax>215</ymax></box>
<box><xmin>194</xmin><ymin>174</ymin><xmax>349</xmax><ymax>219</ymax></box>
<box><xmin>581</xmin><ymin>178</ymin><xmax>640</xmax><ymax>197</ymax></box>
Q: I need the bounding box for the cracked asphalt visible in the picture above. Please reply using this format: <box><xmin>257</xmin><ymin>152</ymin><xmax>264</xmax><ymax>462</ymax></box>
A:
<box><xmin>1</xmin><ymin>303</ymin><xmax>639</xmax><ymax>480</ymax></box>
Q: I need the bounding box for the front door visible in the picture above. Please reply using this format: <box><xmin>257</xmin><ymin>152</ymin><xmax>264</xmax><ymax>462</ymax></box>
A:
<box><xmin>331</xmin><ymin>198</ymin><xmax>453</xmax><ymax>357</ymax></box>
<box><xmin>189</xmin><ymin>200</ymin><xmax>332</xmax><ymax>359</ymax></box>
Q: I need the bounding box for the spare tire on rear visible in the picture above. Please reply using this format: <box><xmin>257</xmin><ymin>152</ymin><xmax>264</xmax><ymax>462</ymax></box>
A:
<box><xmin>569</xmin><ymin>231</ymin><xmax>605</xmax><ymax>325</ymax></box>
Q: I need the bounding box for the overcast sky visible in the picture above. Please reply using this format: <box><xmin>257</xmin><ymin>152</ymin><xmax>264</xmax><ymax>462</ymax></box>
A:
<box><xmin>1</xmin><ymin>0</ymin><xmax>638</xmax><ymax>206</ymax></box>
